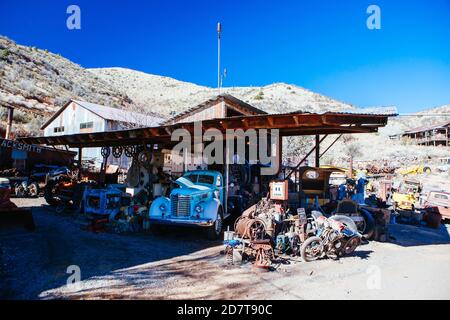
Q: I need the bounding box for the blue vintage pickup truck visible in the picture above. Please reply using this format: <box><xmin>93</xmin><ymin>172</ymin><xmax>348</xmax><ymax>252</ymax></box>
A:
<box><xmin>149</xmin><ymin>170</ymin><xmax>232</xmax><ymax>239</ymax></box>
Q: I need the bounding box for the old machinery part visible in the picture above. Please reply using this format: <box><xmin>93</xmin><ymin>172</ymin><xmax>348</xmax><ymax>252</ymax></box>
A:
<box><xmin>101</xmin><ymin>147</ymin><xmax>111</xmax><ymax>159</ymax></box>
<box><xmin>289</xmin><ymin>233</ymin><xmax>301</xmax><ymax>256</ymax></box>
<box><xmin>124</xmin><ymin>145</ymin><xmax>137</xmax><ymax>158</ymax></box>
<box><xmin>126</xmin><ymin>160</ymin><xmax>141</xmax><ymax>188</ymax></box>
<box><xmin>112</xmin><ymin>146</ymin><xmax>123</xmax><ymax>158</ymax></box>
<box><xmin>234</xmin><ymin>216</ymin><xmax>267</xmax><ymax>240</ymax></box>
<box><xmin>251</xmin><ymin>241</ymin><xmax>274</xmax><ymax>269</ymax></box>
<box><xmin>138</xmin><ymin>151</ymin><xmax>153</xmax><ymax>168</ymax></box>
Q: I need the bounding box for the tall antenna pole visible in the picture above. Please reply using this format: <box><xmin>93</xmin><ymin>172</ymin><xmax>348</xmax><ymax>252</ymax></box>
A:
<box><xmin>217</xmin><ymin>22</ymin><xmax>222</xmax><ymax>94</ymax></box>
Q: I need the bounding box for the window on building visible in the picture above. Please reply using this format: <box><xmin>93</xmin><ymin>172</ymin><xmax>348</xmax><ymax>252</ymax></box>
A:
<box><xmin>53</xmin><ymin>126</ymin><xmax>64</xmax><ymax>133</ymax></box>
<box><xmin>80</xmin><ymin>122</ymin><xmax>94</xmax><ymax>130</ymax></box>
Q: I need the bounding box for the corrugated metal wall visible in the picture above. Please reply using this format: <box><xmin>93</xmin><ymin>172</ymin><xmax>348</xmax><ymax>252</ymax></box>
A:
<box><xmin>44</xmin><ymin>102</ymin><xmax>106</xmax><ymax>167</ymax></box>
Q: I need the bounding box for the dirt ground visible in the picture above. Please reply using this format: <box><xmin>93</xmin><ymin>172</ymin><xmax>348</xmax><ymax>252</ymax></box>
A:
<box><xmin>1</xmin><ymin>198</ymin><xmax>450</xmax><ymax>300</ymax></box>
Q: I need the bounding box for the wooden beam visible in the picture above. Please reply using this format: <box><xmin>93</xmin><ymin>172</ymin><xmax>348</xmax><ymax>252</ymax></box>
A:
<box><xmin>286</xmin><ymin>134</ymin><xmax>328</xmax><ymax>179</ymax></box>
<box><xmin>5</xmin><ymin>107</ymin><xmax>13</xmax><ymax>139</ymax></box>
<box><xmin>319</xmin><ymin>134</ymin><xmax>343</xmax><ymax>159</ymax></box>
<box><xmin>315</xmin><ymin>135</ymin><xmax>320</xmax><ymax>167</ymax></box>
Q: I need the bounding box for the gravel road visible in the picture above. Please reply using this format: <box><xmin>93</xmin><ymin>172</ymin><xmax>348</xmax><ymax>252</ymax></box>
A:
<box><xmin>1</xmin><ymin>198</ymin><xmax>449</xmax><ymax>300</ymax></box>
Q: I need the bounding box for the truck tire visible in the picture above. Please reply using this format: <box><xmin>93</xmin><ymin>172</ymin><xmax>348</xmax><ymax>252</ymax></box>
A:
<box><xmin>359</xmin><ymin>208</ymin><xmax>376</xmax><ymax>240</ymax></box>
<box><xmin>206</xmin><ymin>207</ymin><xmax>223</xmax><ymax>240</ymax></box>
<box><xmin>44</xmin><ymin>179</ymin><xmax>59</xmax><ymax>206</ymax></box>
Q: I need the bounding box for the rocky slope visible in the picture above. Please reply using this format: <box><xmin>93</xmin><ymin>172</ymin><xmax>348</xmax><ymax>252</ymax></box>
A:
<box><xmin>0</xmin><ymin>36</ymin><xmax>358</xmax><ymax>135</ymax></box>
<box><xmin>89</xmin><ymin>67</ymin><xmax>356</xmax><ymax>117</ymax></box>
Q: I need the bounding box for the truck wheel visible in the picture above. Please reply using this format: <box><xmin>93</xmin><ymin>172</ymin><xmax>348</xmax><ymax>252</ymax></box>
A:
<box><xmin>206</xmin><ymin>207</ymin><xmax>223</xmax><ymax>240</ymax></box>
<box><xmin>359</xmin><ymin>208</ymin><xmax>376</xmax><ymax>240</ymax></box>
<box><xmin>44</xmin><ymin>179</ymin><xmax>59</xmax><ymax>206</ymax></box>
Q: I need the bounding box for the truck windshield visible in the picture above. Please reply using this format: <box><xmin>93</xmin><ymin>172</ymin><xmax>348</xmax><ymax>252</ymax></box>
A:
<box><xmin>198</xmin><ymin>175</ymin><xmax>214</xmax><ymax>185</ymax></box>
<box><xmin>185</xmin><ymin>174</ymin><xmax>215</xmax><ymax>185</ymax></box>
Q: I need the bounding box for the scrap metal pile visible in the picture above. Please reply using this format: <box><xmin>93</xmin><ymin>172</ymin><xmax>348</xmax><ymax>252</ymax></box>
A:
<box><xmin>225</xmin><ymin>196</ymin><xmax>363</xmax><ymax>269</ymax></box>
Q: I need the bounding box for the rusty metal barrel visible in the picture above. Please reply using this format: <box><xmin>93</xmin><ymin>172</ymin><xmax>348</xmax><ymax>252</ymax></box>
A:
<box><xmin>234</xmin><ymin>216</ymin><xmax>267</xmax><ymax>240</ymax></box>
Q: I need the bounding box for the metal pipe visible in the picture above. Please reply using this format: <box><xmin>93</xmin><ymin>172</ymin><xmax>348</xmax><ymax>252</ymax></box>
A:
<box><xmin>217</xmin><ymin>22</ymin><xmax>222</xmax><ymax>94</ymax></box>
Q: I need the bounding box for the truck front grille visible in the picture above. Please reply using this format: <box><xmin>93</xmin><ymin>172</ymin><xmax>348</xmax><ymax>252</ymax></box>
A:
<box><xmin>171</xmin><ymin>195</ymin><xmax>191</xmax><ymax>217</ymax></box>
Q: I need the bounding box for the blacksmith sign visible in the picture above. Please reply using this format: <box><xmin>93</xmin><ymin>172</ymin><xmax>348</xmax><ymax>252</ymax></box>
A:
<box><xmin>0</xmin><ymin>139</ymin><xmax>42</xmax><ymax>154</ymax></box>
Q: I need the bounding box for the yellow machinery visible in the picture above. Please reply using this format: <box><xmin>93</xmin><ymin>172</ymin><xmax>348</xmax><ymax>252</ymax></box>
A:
<box><xmin>392</xmin><ymin>179</ymin><xmax>422</xmax><ymax>211</ymax></box>
<box><xmin>397</xmin><ymin>165</ymin><xmax>431</xmax><ymax>176</ymax></box>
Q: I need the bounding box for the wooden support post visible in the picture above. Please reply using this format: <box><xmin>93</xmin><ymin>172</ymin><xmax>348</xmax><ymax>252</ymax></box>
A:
<box><xmin>5</xmin><ymin>107</ymin><xmax>14</xmax><ymax>139</ymax></box>
<box><xmin>315</xmin><ymin>135</ymin><xmax>320</xmax><ymax>167</ymax></box>
<box><xmin>447</xmin><ymin>128</ymin><xmax>449</xmax><ymax>147</ymax></box>
<box><xmin>78</xmin><ymin>148</ymin><xmax>83</xmax><ymax>180</ymax></box>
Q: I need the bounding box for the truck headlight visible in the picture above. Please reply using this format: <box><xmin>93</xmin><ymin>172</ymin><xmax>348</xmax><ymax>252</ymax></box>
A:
<box><xmin>159</xmin><ymin>204</ymin><xmax>167</xmax><ymax>212</ymax></box>
<box><xmin>195</xmin><ymin>204</ymin><xmax>203</xmax><ymax>213</ymax></box>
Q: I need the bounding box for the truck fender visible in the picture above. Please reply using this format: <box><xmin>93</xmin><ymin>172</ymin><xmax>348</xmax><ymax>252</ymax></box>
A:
<box><xmin>202</xmin><ymin>198</ymin><xmax>222</xmax><ymax>221</ymax></box>
<box><xmin>149</xmin><ymin>197</ymin><xmax>171</xmax><ymax>218</ymax></box>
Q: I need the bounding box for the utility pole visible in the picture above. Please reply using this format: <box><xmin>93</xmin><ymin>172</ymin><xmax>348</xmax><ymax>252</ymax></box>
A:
<box><xmin>217</xmin><ymin>22</ymin><xmax>222</xmax><ymax>94</ymax></box>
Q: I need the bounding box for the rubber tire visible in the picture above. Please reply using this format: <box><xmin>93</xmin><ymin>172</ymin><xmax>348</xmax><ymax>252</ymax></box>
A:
<box><xmin>301</xmin><ymin>236</ymin><xmax>323</xmax><ymax>262</ymax></box>
<box><xmin>206</xmin><ymin>207</ymin><xmax>223</xmax><ymax>240</ymax></box>
<box><xmin>359</xmin><ymin>208</ymin><xmax>376</xmax><ymax>240</ymax></box>
<box><xmin>44</xmin><ymin>179</ymin><xmax>59</xmax><ymax>206</ymax></box>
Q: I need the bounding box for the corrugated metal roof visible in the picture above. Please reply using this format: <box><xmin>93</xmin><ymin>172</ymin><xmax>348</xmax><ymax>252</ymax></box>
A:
<box><xmin>338</xmin><ymin>106</ymin><xmax>398</xmax><ymax>116</ymax></box>
<box><xmin>41</xmin><ymin>100</ymin><xmax>166</xmax><ymax>129</ymax></box>
<box><xmin>286</xmin><ymin>106</ymin><xmax>398</xmax><ymax>116</ymax></box>
<box><xmin>404</xmin><ymin>121</ymin><xmax>450</xmax><ymax>134</ymax></box>
<box><xmin>72</xmin><ymin>100</ymin><xmax>165</xmax><ymax>126</ymax></box>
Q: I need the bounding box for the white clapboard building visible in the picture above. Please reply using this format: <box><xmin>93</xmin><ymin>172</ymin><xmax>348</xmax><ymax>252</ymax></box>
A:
<box><xmin>41</xmin><ymin>100</ymin><xmax>166</xmax><ymax>168</ymax></box>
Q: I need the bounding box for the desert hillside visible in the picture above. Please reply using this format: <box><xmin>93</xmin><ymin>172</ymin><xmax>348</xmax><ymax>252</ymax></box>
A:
<box><xmin>1</xmin><ymin>36</ymin><xmax>358</xmax><ymax>135</ymax></box>
<box><xmin>89</xmin><ymin>67</ymin><xmax>356</xmax><ymax>117</ymax></box>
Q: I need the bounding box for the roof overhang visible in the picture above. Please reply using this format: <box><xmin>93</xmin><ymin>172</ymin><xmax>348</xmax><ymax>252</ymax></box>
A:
<box><xmin>18</xmin><ymin>111</ymin><xmax>396</xmax><ymax>148</ymax></box>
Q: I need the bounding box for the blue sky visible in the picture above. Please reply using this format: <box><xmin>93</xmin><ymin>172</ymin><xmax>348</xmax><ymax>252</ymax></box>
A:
<box><xmin>0</xmin><ymin>0</ymin><xmax>449</xmax><ymax>113</ymax></box>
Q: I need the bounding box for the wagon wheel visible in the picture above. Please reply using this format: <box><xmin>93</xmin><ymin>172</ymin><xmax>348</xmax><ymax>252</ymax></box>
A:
<box><xmin>112</xmin><ymin>146</ymin><xmax>123</xmax><ymax>158</ymax></box>
<box><xmin>124</xmin><ymin>145</ymin><xmax>136</xmax><ymax>158</ymax></box>
<box><xmin>248</xmin><ymin>219</ymin><xmax>266</xmax><ymax>240</ymax></box>
<box><xmin>101</xmin><ymin>147</ymin><xmax>111</xmax><ymax>159</ymax></box>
